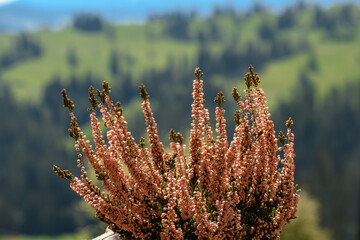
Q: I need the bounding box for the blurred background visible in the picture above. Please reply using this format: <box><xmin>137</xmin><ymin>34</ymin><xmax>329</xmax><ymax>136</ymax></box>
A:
<box><xmin>0</xmin><ymin>0</ymin><xmax>359</xmax><ymax>239</ymax></box>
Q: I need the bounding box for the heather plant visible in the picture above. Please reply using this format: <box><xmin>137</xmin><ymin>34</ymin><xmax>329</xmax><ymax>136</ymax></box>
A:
<box><xmin>54</xmin><ymin>65</ymin><xmax>299</xmax><ymax>239</ymax></box>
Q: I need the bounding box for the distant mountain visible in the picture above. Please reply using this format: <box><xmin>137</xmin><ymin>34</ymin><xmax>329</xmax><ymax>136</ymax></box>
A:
<box><xmin>0</xmin><ymin>0</ymin><xmax>224</xmax><ymax>32</ymax></box>
<box><xmin>0</xmin><ymin>2</ymin><xmax>69</xmax><ymax>32</ymax></box>
<box><xmin>0</xmin><ymin>0</ymin><xmax>358</xmax><ymax>32</ymax></box>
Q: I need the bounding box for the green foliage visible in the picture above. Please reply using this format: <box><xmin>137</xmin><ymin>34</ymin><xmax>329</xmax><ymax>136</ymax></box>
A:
<box><xmin>72</xmin><ymin>13</ymin><xmax>104</xmax><ymax>32</ymax></box>
<box><xmin>66</xmin><ymin>47</ymin><xmax>78</xmax><ymax>69</ymax></box>
<box><xmin>0</xmin><ymin>83</ymin><xmax>83</xmax><ymax>235</ymax></box>
<box><xmin>0</xmin><ymin>233</ymin><xmax>90</xmax><ymax>240</ymax></box>
<box><xmin>274</xmin><ymin>71</ymin><xmax>360</xmax><ymax>240</ymax></box>
<box><xmin>0</xmin><ymin>33</ymin><xmax>42</xmax><ymax>69</ymax></box>
<box><xmin>281</xmin><ymin>191</ymin><xmax>333</xmax><ymax>240</ymax></box>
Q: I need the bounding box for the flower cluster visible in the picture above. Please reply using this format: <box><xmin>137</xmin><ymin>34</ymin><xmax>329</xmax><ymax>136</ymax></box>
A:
<box><xmin>54</xmin><ymin>65</ymin><xmax>299</xmax><ymax>239</ymax></box>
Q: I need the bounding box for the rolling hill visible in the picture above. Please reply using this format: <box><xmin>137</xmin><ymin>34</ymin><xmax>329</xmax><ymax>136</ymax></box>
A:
<box><xmin>0</xmin><ymin>3</ymin><xmax>359</xmax><ymax>109</ymax></box>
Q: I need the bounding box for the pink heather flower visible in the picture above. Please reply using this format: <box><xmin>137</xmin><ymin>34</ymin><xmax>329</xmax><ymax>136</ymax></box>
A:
<box><xmin>55</xmin><ymin>66</ymin><xmax>299</xmax><ymax>239</ymax></box>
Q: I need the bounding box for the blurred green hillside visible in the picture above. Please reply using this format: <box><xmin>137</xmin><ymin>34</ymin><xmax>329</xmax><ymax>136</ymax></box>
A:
<box><xmin>1</xmin><ymin>3</ymin><xmax>360</xmax><ymax>108</ymax></box>
<box><xmin>0</xmin><ymin>3</ymin><xmax>359</xmax><ymax>240</ymax></box>
<box><xmin>0</xmin><ymin>24</ymin><xmax>197</xmax><ymax>103</ymax></box>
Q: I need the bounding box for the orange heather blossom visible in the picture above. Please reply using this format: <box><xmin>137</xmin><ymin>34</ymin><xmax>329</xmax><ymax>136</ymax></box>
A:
<box><xmin>54</xmin><ymin>65</ymin><xmax>299</xmax><ymax>239</ymax></box>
